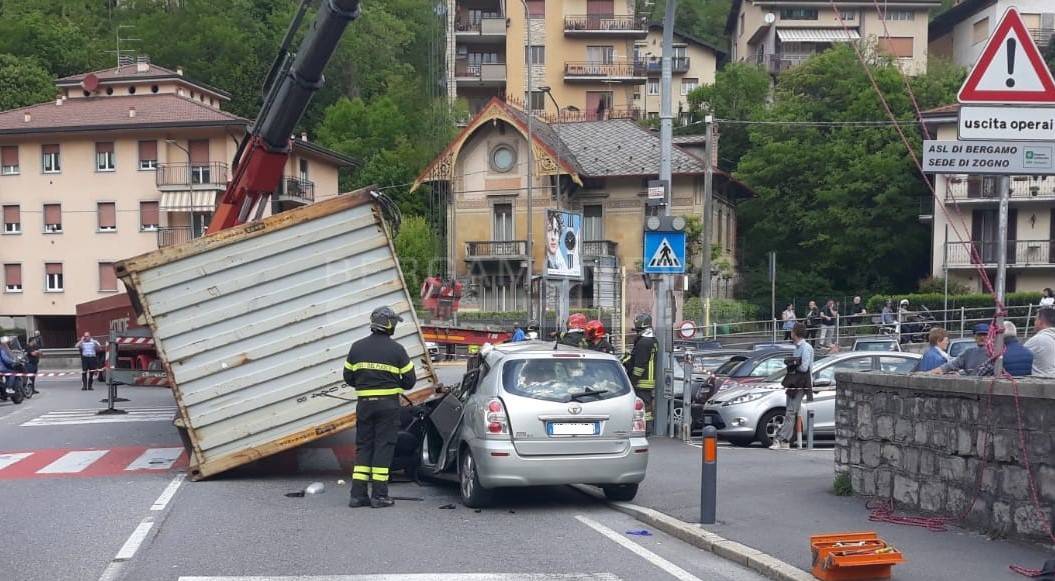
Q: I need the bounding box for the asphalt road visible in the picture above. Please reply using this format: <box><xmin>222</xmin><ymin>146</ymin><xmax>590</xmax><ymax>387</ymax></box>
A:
<box><xmin>1</xmin><ymin>369</ymin><xmax>764</xmax><ymax>581</ymax></box>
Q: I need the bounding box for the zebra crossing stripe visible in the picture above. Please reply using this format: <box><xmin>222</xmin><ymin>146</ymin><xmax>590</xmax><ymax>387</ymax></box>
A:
<box><xmin>37</xmin><ymin>450</ymin><xmax>110</xmax><ymax>474</ymax></box>
<box><xmin>21</xmin><ymin>407</ymin><xmax>177</xmax><ymax>427</ymax></box>
<box><xmin>125</xmin><ymin>448</ymin><xmax>185</xmax><ymax>471</ymax></box>
<box><xmin>0</xmin><ymin>452</ymin><xmax>33</xmax><ymax>471</ymax></box>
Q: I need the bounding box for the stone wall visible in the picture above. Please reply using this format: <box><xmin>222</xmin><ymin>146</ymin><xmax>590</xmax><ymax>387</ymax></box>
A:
<box><xmin>834</xmin><ymin>372</ymin><xmax>1055</xmax><ymax>543</ymax></box>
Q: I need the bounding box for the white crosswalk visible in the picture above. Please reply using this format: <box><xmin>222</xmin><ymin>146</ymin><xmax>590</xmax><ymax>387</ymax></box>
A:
<box><xmin>20</xmin><ymin>406</ymin><xmax>178</xmax><ymax>427</ymax></box>
<box><xmin>179</xmin><ymin>576</ymin><xmax>624</xmax><ymax>581</ymax></box>
<box><xmin>37</xmin><ymin>450</ymin><xmax>110</xmax><ymax>474</ymax></box>
<box><xmin>125</xmin><ymin>448</ymin><xmax>186</xmax><ymax>471</ymax></box>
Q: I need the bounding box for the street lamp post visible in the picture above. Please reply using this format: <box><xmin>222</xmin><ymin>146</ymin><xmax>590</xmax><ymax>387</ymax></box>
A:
<box><xmin>519</xmin><ymin>0</ymin><xmax>535</xmax><ymax>323</ymax></box>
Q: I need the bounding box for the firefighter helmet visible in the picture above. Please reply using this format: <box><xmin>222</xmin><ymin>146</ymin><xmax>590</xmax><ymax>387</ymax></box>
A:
<box><xmin>634</xmin><ymin>313</ymin><xmax>652</xmax><ymax>331</ymax></box>
<box><xmin>584</xmin><ymin>320</ymin><xmax>606</xmax><ymax>341</ymax></box>
<box><xmin>568</xmin><ymin>313</ymin><xmax>588</xmax><ymax>330</ymax></box>
<box><xmin>369</xmin><ymin>306</ymin><xmax>404</xmax><ymax>335</ymax></box>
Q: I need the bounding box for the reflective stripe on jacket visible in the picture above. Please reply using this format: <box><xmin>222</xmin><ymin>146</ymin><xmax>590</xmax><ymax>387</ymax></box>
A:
<box><xmin>343</xmin><ymin>332</ymin><xmax>416</xmax><ymax>397</ymax></box>
<box><xmin>626</xmin><ymin>335</ymin><xmax>657</xmax><ymax>389</ymax></box>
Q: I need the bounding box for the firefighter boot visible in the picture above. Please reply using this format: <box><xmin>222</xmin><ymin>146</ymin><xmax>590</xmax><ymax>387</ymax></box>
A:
<box><xmin>348</xmin><ymin>481</ymin><xmax>370</xmax><ymax>508</ymax></box>
<box><xmin>370</xmin><ymin>483</ymin><xmax>394</xmax><ymax>508</ymax></box>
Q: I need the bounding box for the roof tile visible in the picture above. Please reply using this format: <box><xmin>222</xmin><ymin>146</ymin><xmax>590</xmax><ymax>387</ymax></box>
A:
<box><xmin>0</xmin><ymin>94</ymin><xmax>247</xmax><ymax>135</ymax></box>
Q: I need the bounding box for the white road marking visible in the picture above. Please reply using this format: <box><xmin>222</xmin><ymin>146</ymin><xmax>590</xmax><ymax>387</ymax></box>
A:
<box><xmin>126</xmin><ymin>447</ymin><xmax>185</xmax><ymax>471</ymax></box>
<box><xmin>296</xmin><ymin>447</ymin><xmax>341</xmax><ymax>472</ymax></box>
<box><xmin>114</xmin><ymin>519</ymin><xmax>154</xmax><ymax>561</ymax></box>
<box><xmin>0</xmin><ymin>452</ymin><xmax>33</xmax><ymax>470</ymax></box>
<box><xmin>179</xmin><ymin>575</ymin><xmax>623</xmax><ymax>581</ymax></box>
<box><xmin>574</xmin><ymin>515</ymin><xmax>704</xmax><ymax>581</ymax></box>
<box><xmin>37</xmin><ymin>450</ymin><xmax>109</xmax><ymax>474</ymax></box>
<box><xmin>151</xmin><ymin>474</ymin><xmax>186</xmax><ymax>511</ymax></box>
<box><xmin>21</xmin><ymin>407</ymin><xmax>176</xmax><ymax>426</ymax></box>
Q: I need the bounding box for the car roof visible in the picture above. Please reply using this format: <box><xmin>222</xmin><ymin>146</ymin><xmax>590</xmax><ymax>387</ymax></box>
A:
<box><xmin>484</xmin><ymin>340</ymin><xmax>616</xmax><ymax>366</ymax></box>
<box><xmin>818</xmin><ymin>351</ymin><xmax>921</xmax><ymax>363</ymax></box>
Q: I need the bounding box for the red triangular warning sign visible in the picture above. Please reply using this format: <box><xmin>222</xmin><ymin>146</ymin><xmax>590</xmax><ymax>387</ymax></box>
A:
<box><xmin>958</xmin><ymin>8</ymin><xmax>1055</xmax><ymax>104</ymax></box>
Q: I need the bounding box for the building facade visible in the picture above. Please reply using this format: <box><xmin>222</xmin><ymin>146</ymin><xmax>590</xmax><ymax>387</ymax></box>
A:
<box><xmin>923</xmin><ymin>105</ymin><xmax>1055</xmax><ymax>293</ymax></box>
<box><xmin>0</xmin><ymin>61</ymin><xmax>354</xmax><ymax>345</ymax></box>
<box><xmin>726</xmin><ymin>0</ymin><xmax>939</xmax><ymax>76</ymax></box>
<box><xmin>634</xmin><ymin>24</ymin><xmax>722</xmax><ymax>122</ymax></box>
<box><xmin>929</xmin><ymin>0</ymin><xmax>1054</xmax><ymax>68</ymax></box>
<box><xmin>412</xmin><ymin>99</ymin><xmax>750</xmax><ymax>325</ymax></box>
<box><xmin>447</xmin><ymin>0</ymin><xmax>721</xmax><ymax>121</ymax></box>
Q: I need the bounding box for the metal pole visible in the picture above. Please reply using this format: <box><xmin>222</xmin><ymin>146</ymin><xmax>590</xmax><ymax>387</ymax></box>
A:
<box><xmin>681</xmin><ymin>348</ymin><xmax>694</xmax><ymax>442</ymax></box>
<box><xmin>521</xmin><ymin>0</ymin><xmax>534</xmax><ymax>321</ymax></box>
<box><xmin>943</xmin><ymin>223</ymin><xmax>949</xmax><ymax>329</ymax></box>
<box><xmin>960</xmin><ymin>306</ymin><xmax>966</xmax><ymax>338</ymax></box>
<box><xmin>700</xmin><ymin>425</ymin><xmax>717</xmax><ymax>524</ymax></box>
<box><xmin>770</xmin><ymin>251</ymin><xmax>776</xmax><ymax>342</ymax></box>
<box><xmin>807</xmin><ymin>408</ymin><xmax>815</xmax><ymax>450</ymax></box>
<box><xmin>701</xmin><ymin>117</ymin><xmax>714</xmax><ymax>328</ymax></box>
<box><xmin>994</xmin><ymin>176</ymin><xmax>1010</xmax><ymax>376</ymax></box>
<box><xmin>654</xmin><ymin>0</ymin><xmax>676</xmax><ymax>437</ymax></box>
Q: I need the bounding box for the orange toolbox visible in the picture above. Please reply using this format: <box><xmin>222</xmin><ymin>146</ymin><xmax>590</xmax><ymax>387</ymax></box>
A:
<box><xmin>810</xmin><ymin>531</ymin><xmax>905</xmax><ymax>581</ymax></box>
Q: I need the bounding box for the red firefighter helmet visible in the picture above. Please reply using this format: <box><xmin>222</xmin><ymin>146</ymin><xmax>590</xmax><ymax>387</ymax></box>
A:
<box><xmin>584</xmin><ymin>320</ymin><xmax>606</xmax><ymax>342</ymax></box>
<box><xmin>568</xmin><ymin>313</ymin><xmax>588</xmax><ymax>330</ymax></box>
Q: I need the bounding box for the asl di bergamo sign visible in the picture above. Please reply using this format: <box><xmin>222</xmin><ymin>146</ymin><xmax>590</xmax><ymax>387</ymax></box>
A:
<box><xmin>923</xmin><ymin>140</ymin><xmax>1055</xmax><ymax>175</ymax></box>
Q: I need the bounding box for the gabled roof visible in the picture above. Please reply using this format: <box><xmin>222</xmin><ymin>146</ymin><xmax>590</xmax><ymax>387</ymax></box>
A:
<box><xmin>0</xmin><ymin>94</ymin><xmax>245</xmax><ymax>135</ymax></box>
<box><xmin>728</xmin><ymin>0</ymin><xmax>941</xmax><ymax>34</ymax></box>
<box><xmin>645</xmin><ymin>22</ymin><xmax>727</xmax><ymax>55</ymax></box>
<box><xmin>929</xmin><ymin>0</ymin><xmax>996</xmax><ymax>39</ymax></box>
<box><xmin>57</xmin><ymin>63</ymin><xmax>231</xmax><ymax>100</ymax></box>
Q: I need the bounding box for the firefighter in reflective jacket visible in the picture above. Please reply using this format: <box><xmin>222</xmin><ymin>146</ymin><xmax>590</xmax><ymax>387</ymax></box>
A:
<box><xmin>558</xmin><ymin>313</ymin><xmax>589</xmax><ymax>348</ymax></box>
<box><xmin>344</xmin><ymin>306</ymin><xmax>416</xmax><ymax>508</ymax></box>
<box><xmin>623</xmin><ymin>314</ymin><xmax>657</xmax><ymax>435</ymax></box>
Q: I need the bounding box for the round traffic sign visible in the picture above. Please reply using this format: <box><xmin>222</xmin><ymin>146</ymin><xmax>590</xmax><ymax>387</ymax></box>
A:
<box><xmin>677</xmin><ymin>320</ymin><xmax>696</xmax><ymax>339</ymax></box>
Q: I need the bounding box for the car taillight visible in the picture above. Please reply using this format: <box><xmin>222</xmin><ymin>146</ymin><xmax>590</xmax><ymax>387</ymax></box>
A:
<box><xmin>485</xmin><ymin>398</ymin><xmax>509</xmax><ymax>436</ymax></box>
<box><xmin>631</xmin><ymin>397</ymin><xmax>646</xmax><ymax>436</ymax></box>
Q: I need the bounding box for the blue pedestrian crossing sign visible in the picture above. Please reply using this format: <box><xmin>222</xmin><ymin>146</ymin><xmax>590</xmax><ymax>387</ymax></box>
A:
<box><xmin>643</xmin><ymin>230</ymin><xmax>686</xmax><ymax>274</ymax></box>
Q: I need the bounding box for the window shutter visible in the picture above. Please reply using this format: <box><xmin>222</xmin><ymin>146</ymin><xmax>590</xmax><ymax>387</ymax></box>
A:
<box><xmin>44</xmin><ymin>204</ymin><xmax>61</xmax><ymax>224</ymax></box>
<box><xmin>878</xmin><ymin>37</ymin><xmax>914</xmax><ymax>58</ymax></box>
<box><xmin>45</xmin><ymin>263</ymin><xmax>62</xmax><ymax>275</ymax></box>
<box><xmin>138</xmin><ymin>140</ymin><xmax>157</xmax><ymax>160</ymax></box>
<box><xmin>4</xmin><ymin>264</ymin><xmax>20</xmax><ymax>286</ymax></box>
<box><xmin>2</xmin><ymin>205</ymin><xmax>17</xmax><ymax>223</ymax></box>
<box><xmin>140</xmin><ymin>201</ymin><xmax>159</xmax><ymax>226</ymax></box>
<box><xmin>96</xmin><ymin>142</ymin><xmax>114</xmax><ymax>154</ymax></box>
<box><xmin>1</xmin><ymin>146</ymin><xmax>17</xmax><ymax>166</ymax></box>
<box><xmin>99</xmin><ymin>263</ymin><xmax>117</xmax><ymax>291</ymax></box>
<box><xmin>189</xmin><ymin>140</ymin><xmax>210</xmax><ymax>163</ymax></box>
<box><xmin>42</xmin><ymin>144</ymin><xmax>59</xmax><ymax>155</ymax></box>
<box><xmin>98</xmin><ymin>202</ymin><xmax>116</xmax><ymax>229</ymax></box>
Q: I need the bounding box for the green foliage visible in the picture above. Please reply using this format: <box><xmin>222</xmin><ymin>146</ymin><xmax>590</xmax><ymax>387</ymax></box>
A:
<box><xmin>917</xmin><ymin>276</ymin><xmax>970</xmax><ymax>295</ymax></box>
<box><xmin>0</xmin><ymin>54</ymin><xmax>54</xmax><ymax>111</ymax></box>
<box><xmin>685</xmin><ymin>63</ymin><xmax>771</xmax><ymax>171</ymax></box>
<box><xmin>734</xmin><ymin>46</ymin><xmax>964</xmax><ymax>305</ymax></box>
<box><xmin>833</xmin><ymin>472</ymin><xmax>853</xmax><ymax>497</ymax></box>
<box><xmin>865</xmin><ymin>292</ymin><xmax>1043</xmax><ymax>313</ymax></box>
<box><xmin>644</xmin><ymin>0</ymin><xmax>732</xmax><ymax>48</ymax></box>
<box><xmin>393</xmin><ymin>215</ymin><xmax>438</xmax><ymax>296</ymax></box>
<box><xmin>683</xmin><ymin>297</ymin><xmax>759</xmax><ymax>324</ymax></box>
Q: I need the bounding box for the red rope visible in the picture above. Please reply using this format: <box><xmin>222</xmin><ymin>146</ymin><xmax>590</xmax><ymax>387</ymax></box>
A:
<box><xmin>866</xmin><ymin>498</ymin><xmax>951</xmax><ymax>532</ymax></box>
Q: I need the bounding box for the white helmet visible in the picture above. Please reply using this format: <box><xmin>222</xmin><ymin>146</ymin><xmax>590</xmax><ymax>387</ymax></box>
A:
<box><xmin>899</xmin><ymin>299</ymin><xmax>910</xmax><ymax>307</ymax></box>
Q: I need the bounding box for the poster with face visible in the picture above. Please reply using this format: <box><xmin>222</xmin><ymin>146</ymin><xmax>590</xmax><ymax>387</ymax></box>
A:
<box><xmin>544</xmin><ymin>209</ymin><xmax>583</xmax><ymax>279</ymax></box>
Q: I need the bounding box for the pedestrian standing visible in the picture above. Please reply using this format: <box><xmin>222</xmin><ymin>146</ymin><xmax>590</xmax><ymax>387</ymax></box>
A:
<box><xmin>344</xmin><ymin>307</ymin><xmax>417</xmax><ymax>508</ymax></box>
<box><xmin>771</xmin><ymin>323</ymin><xmax>813</xmax><ymax>450</ymax></box>
<box><xmin>819</xmin><ymin>300</ymin><xmax>836</xmax><ymax>347</ymax></box>
<box><xmin>511</xmin><ymin>322</ymin><xmax>526</xmax><ymax>342</ymax></box>
<box><xmin>1026</xmin><ymin>308</ymin><xmax>1055</xmax><ymax>377</ymax></box>
<box><xmin>916</xmin><ymin>327</ymin><xmax>951</xmax><ymax>372</ymax></box>
<box><xmin>805</xmin><ymin>301</ymin><xmax>820</xmax><ymax>346</ymax></box>
<box><xmin>26</xmin><ymin>331</ymin><xmax>42</xmax><ymax>394</ymax></box>
<box><xmin>623</xmin><ymin>314</ymin><xmax>657</xmax><ymax>435</ymax></box>
<box><xmin>75</xmin><ymin>332</ymin><xmax>101</xmax><ymax>391</ymax></box>
<box><xmin>1041</xmin><ymin>288</ymin><xmax>1055</xmax><ymax>307</ymax></box>
<box><xmin>849</xmin><ymin>296</ymin><xmax>867</xmax><ymax>335</ymax></box>
<box><xmin>1001</xmin><ymin>321</ymin><xmax>1033</xmax><ymax>377</ymax></box>
<box><xmin>781</xmin><ymin>304</ymin><xmax>796</xmax><ymax>341</ymax></box>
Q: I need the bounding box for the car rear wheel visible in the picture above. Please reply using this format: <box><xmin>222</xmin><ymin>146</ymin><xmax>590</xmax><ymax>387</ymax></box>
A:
<box><xmin>459</xmin><ymin>448</ymin><xmax>493</xmax><ymax>508</ymax></box>
<box><xmin>756</xmin><ymin>409</ymin><xmax>786</xmax><ymax>448</ymax></box>
<box><xmin>601</xmin><ymin>483</ymin><xmax>639</xmax><ymax>502</ymax></box>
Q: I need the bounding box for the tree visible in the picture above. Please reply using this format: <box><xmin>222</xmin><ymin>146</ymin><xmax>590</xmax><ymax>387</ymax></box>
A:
<box><xmin>686</xmin><ymin>63</ymin><xmax>771</xmax><ymax>171</ymax></box>
<box><xmin>394</xmin><ymin>215</ymin><xmax>439</xmax><ymax>296</ymax></box>
<box><xmin>0</xmin><ymin>54</ymin><xmax>55</xmax><ymax>110</ymax></box>
<box><xmin>643</xmin><ymin>0</ymin><xmax>732</xmax><ymax>48</ymax></box>
<box><xmin>733</xmin><ymin>46</ymin><xmax>963</xmax><ymax>304</ymax></box>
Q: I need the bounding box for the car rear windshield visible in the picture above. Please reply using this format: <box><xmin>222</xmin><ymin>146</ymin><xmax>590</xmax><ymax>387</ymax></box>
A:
<box><xmin>502</xmin><ymin>358</ymin><xmax>631</xmax><ymax>403</ymax></box>
<box><xmin>714</xmin><ymin>357</ymin><xmax>747</xmax><ymax>376</ymax></box>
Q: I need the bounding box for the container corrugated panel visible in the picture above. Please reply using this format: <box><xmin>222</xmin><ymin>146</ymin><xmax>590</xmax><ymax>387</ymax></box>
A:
<box><xmin>116</xmin><ymin>188</ymin><xmax>437</xmax><ymax>480</ymax></box>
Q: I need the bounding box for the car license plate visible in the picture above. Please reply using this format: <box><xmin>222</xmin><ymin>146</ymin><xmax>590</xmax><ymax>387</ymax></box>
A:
<box><xmin>548</xmin><ymin>422</ymin><xmax>598</xmax><ymax>436</ymax></box>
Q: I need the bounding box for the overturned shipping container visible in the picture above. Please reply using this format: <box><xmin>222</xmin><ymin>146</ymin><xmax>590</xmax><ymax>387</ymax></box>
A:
<box><xmin>116</xmin><ymin>188</ymin><xmax>436</xmax><ymax>480</ymax></box>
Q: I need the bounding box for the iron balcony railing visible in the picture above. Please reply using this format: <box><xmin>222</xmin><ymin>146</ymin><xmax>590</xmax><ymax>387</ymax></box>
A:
<box><xmin>455</xmin><ymin>14</ymin><xmax>506</xmax><ymax>34</ymax></box>
<box><xmin>946</xmin><ymin>240</ymin><xmax>1055</xmax><ymax>267</ymax></box>
<box><xmin>277</xmin><ymin>176</ymin><xmax>315</xmax><ymax>203</ymax></box>
<box><xmin>638</xmin><ymin>56</ymin><xmax>690</xmax><ymax>74</ymax></box>
<box><xmin>1029</xmin><ymin>28</ymin><xmax>1053</xmax><ymax>49</ymax></box>
<box><xmin>465</xmin><ymin>240</ymin><xmax>528</xmax><ymax>259</ymax></box>
<box><xmin>156</xmin><ymin>226</ymin><xmax>196</xmax><ymax>248</ymax></box>
<box><xmin>564</xmin><ymin>14</ymin><xmax>644</xmax><ymax>33</ymax></box>
<box><xmin>156</xmin><ymin>162</ymin><xmax>229</xmax><ymax>188</ymax></box>
<box><xmin>582</xmin><ymin>240</ymin><xmax>617</xmax><ymax>257</ymax></box>
<box><xmin>564</xmin><ymin>61</ymin><xmax>646</xmax><ymax>78</ymax></box>
<box><xmin>454</xmin><ymin>60</ymin><xmax>506</xmax><ymax>82</ymax></box>
<box><xmin>940</xmin><ymin>175</ymin><xmax>1055</xmax><ymax>201</ymax></box>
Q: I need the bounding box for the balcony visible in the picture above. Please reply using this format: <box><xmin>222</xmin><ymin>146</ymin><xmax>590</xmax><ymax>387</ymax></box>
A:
<box><xmin>465</xmin><ymin>240</ymin><xmax>527</xmax><ymax>261</ymax></box>
<box><xmin>454</xmin><ymin>61</ymin><xmax>507</xmax><ymax>86</ymax></box>
<box><xmin>1030</xmin><ymin>28</ymin><xmax>1053</xmax><ymax>49</ymax></box>
<box><xmin>940</xmin><ymin>175</ymin><xmax>1055</xmax><ymax>203</ymax></box>
<box><xmin>274</xmin><ymin>176</ymin><xmax>315</xmax><ymax>205</ymax></box>
<box><xmin>156</xmin><ymin>162</ymin><xmax>229</xmax><ymax>191</ymax></box>
<box><xmin>564</xmin><ymin>14</ymin><xmax>646</xmax><ymax>37</ymax></box>
<box><xmin>946</xmin><ymin>240</ymin><xmax>1055</xmax><ymax>268</ymax></box>
<box><xmin>564</xmin><ymin>61</ymin><xmax>646</xmax><ymax>83</ymax></box>
<box><xmin>156</xmin><ymin>226</ymin><xmax>196</xmax><ymax>248</ymax></box>
<box><xmin>638</xmin><ymin>56</ymin><xmax>691</xmax><ymax>75</ymax></box>
<box><xmin>760</xmin><ymin>53</ymin><xmax>814</xmax><ymax>75</ymax></box>
<box><xmin>456</xmin><ymin>15</ymin><xmax>506</xmax><ymax>42</ymax></box>
<box><xmin>582</xmin><ymin>240</ymin><xmax>618</xmax><ymax>257</ymax></box>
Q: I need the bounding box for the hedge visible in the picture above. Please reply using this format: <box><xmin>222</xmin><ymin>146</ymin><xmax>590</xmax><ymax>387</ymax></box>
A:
<box><xmin>683</xmin><ymin>298</ymin><xmax>760</xmax><ymax>324</ymax></box>
<box><xmin>865</xmin><ymin>292</ymin><xmax>1043</xmax><ymax>313</ymax></box>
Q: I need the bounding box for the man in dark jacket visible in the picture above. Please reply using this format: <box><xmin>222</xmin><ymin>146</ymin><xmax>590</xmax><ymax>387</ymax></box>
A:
<box><xmin>804</xmin><ymin>301</ymin><xmax>820</xmax><ymax>346</ymax></box>
<box><xmin>935</xmin><ymin>324</ymin><xmax>990</xmax><ymax>375</ymax></box>
<box><xmin>623</xmin><ymin>314</ymin><xmax>657</xmax><ymax>435</ymax></box>
<box><xmin>1001</xmin><ymin>321</ymin><xmax>1033</xmax><ymax>377</ymax></box>
<box><xmin>344</xmin><ymin>306</ymin><xmax>417</xmax><ymax>508</ymax></box>
<box><xmin>584</xmin><ymin>320</ymin><xmax>614</xmax><ymax>354</ymax></box>
<box><xmin>26</xmin><ymin>331</ymin><xmax>42</xmax><ymax>394</ymax></box>
<box><xmin>559</xmin><ymin>313</ymin><xmax>588</xmax><ymax>348</ymax></box>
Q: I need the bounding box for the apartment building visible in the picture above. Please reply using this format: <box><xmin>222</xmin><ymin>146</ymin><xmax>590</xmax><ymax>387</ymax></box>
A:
<box><xmin>929</xmin><ymin>0</ymin><xmax>1054</xmax><ymax>68</ymax></box>
<box><xmin>726</xmin><ymin>0</ymin><xmax>939</xmax><ymax>76</ymax></box>
<box><xmin>0</xmin><ymin>60</ymin><xmax>355</xmax><ymax>344</ymax></box>
<box><xmin>411</xmin><ymin>98</ymin><xmax>752</xmax><ymax>321</ymax></box>
<box><xmin>446</xmin><ymin>0</ymin><xmax>721</xmax><ymax>121</ymax></box>
<box><xmin>922</xmin><ymin>105</ymin><xmax>1054</xmax><ymax>293</ymax></box>
<box><xmin>634</xmin><ymin>24</ymin><xmax>722</xmax><ymax>122</ymax></box>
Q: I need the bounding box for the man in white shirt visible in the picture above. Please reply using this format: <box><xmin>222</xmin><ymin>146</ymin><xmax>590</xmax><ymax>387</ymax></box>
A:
<box><xmin>1025</xmin><ymin>308</ymin><xmax>1055</xmax><ymax>377</ymax></box>
<box><xmin>75</xmin><ymin>332</ymin><xmax>102</xmax><ymax>391</ymax></box>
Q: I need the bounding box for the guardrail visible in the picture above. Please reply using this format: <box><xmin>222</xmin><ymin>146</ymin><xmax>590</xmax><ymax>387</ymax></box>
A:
<box><xmin>946</xmin><ymin>240</ymin><xmax>1055</xmax><ymax>267</ymax></box>
<box><xmin>156</xmin><ymin>162</ymin><xmax>228</xmax><ymax>188</ymax></box>
<box><xmin>564</xmin><ymin>14</ymin><xmax>644</xmax><ymax>33</ymax></box>
<box><xmin>156</xmin><ymin>226</ymin><xmax>195</xmax><ymax>248</ymax></box>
